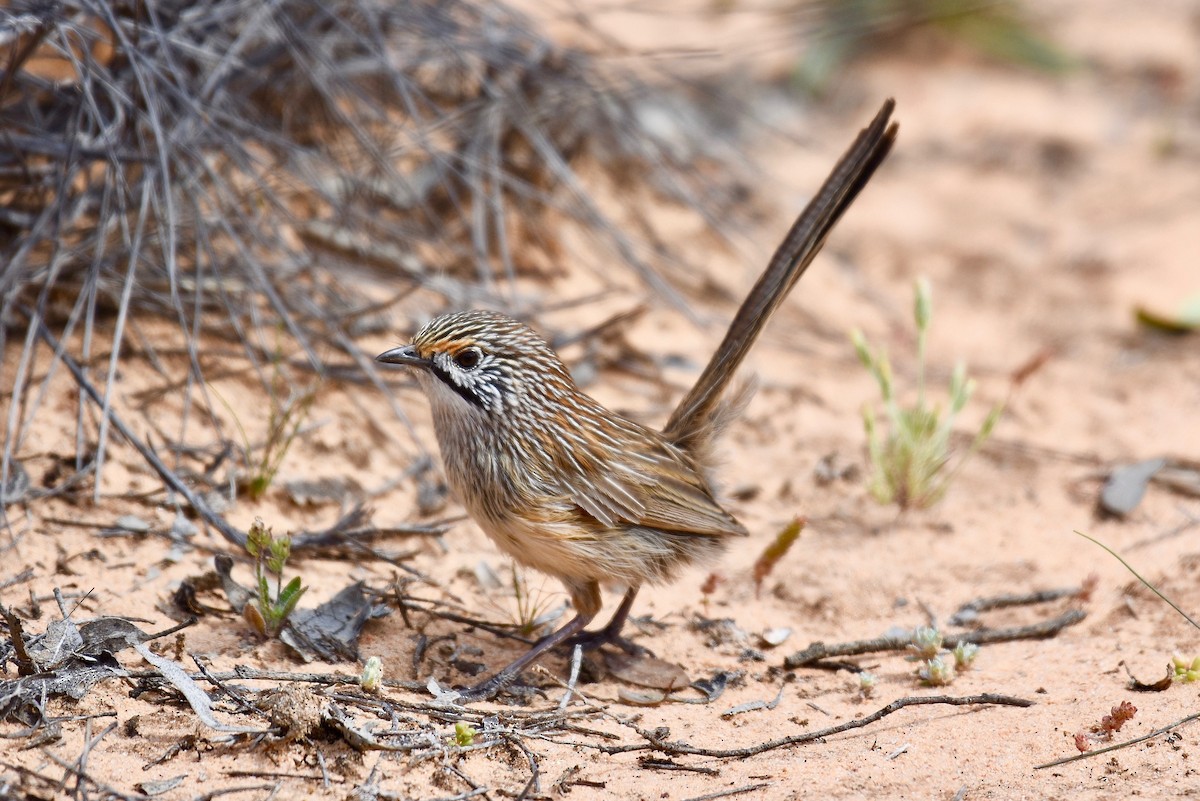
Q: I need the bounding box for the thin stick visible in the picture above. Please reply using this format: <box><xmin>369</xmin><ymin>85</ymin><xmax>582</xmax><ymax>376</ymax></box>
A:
<box><xmin>600</xmin><ymin>694</ymin><xmax>1032</xmax><ymax>758</ymax></box>
<box><xmin>190</xmin><ymin>784</ymin><xmax>278</xmax><ymax>801</ymax></box>
<box><xmin>680</xmin><ymin>783</ymin><xmax>770</xmax><ymax>801</ymax></box>
<box><xmin>949</xmin><ymin>586</ymin><xmax>1084</xmax><ymax>624</ymax></box>
<box><xmin>558</xmin><ymin>645</ymin><xmax>584</xmax><ymax>711</ymax></box>
<box><xmin>1034</xmin><ymin>710</ymin><xmax>1200</xmax><ymax>769</ymax></box>
<box><xmin>784</xmin><ymin>610</ymin><xmax>1085</xmax><ymax>668</ymax></box>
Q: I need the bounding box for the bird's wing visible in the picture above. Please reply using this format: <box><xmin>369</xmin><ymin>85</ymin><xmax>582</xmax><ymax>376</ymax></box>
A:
<box><xmin>554</xmin><ymin>426</ymin><xmax>747</xmax><ymax>538</ymax></box>
<box><xmin>627</xmin><ymin>454</ymin><xmax>749</xmax><ymax>537</ymax></box>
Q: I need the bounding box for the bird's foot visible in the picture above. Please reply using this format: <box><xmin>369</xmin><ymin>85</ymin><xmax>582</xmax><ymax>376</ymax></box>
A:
<box><xmin>564</xmin><ymin>627</ymin><xmax>651</xmax><ymax>657</ymax></box>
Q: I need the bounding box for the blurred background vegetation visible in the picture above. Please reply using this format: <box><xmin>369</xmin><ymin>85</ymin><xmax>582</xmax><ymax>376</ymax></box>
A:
<box><xmin>0</xmin><ymin>0</ymin><xmax>1068</xmax><ymax>529</ymax></box>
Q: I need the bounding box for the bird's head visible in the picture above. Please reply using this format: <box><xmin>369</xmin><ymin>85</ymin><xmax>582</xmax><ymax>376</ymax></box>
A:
<box><xmin>376</xmin><ymin>310</ymin><xmax>573</xmax><ymax>416</ymax></box>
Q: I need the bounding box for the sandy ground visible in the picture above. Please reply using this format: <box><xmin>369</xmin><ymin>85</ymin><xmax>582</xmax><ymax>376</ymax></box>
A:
<box><xmin>3</xmin><ymin>1</ymin><xmax>1200</xmax><ymax>799</ymax></box>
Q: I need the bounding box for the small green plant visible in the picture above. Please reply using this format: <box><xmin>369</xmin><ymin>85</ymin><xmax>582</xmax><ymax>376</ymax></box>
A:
<box><xmin>904</xmin><ymin>626</ymin><xmax>978</xmax><ymax>686</ymax></box>
<box><xmin>907</xmin><ymin>625</ymin><xmax>943</xmax><ymax>660</ymax></box>
<box><xmin>794</xmin><ymin>0</ymin><xmax>1073</xmax><ymax>95</ymax></box>
<box><xmin>1173</xmin><ymin>656</ymin><xmax>1200</xmax><ymax>683</ymax></box>
<box><xmin>360</xmin><ymin>656</ymin><xmax>384</xmax><ymax>693</ymax></box>
<box><xmin>857</xmin><ymin>670</ymin><xmax>878</xmax><ymax>698</ymax></box>
<box><xmin>242</xmin><ymin>517</ymin><xmax>307</xmax><ymax>638</ymax></box>
<box><xmin>211</xmin><ymin>339</ymin><xmax>318</xmax><ymax>501</ymax></box>
<box><xmin>508</xmin><ymin>564</ymin><xmax>561</xmax><ymax>638</ymax></box>
<box><xmin>454</xmin><ymin>721</ymin><xmax>477</xmax><ymax>747</ymax></box>
<box><xmin>853</xmin><ymin>277</ymin><xmax>1004</xmax><ymax>509</ymax></box>
<box><xmin>917</xmin><ymin>655</ymin><xmax>955</xmax><ymax>686</ymax></box>
<box><xmin>953</xmin><ymin>641</ymin><xmax>980</xmax><ymax>670</ymax></box>
<box><xmin>1171</xmin><ymin>657</ymin><xmax>1200</xmax><ymax>681</ymax></box>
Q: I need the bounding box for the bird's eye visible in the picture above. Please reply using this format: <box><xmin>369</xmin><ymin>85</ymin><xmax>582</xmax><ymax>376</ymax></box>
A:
<box><xmin>453</xmin><ymin>347</ymin><xmax>482</xmax><ymax>370</ymax></box>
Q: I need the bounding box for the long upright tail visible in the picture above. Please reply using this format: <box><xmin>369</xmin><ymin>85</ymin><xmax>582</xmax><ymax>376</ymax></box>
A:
<box><xmin>663</xmin><ymin>99</ymin><xmax>898</xmax><ymax>450</ymax></box>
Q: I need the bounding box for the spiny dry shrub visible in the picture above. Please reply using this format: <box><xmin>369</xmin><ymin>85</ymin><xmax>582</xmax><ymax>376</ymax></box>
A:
<box><xmin>0</xmin><ymin>0</ymin><xmax>747</xmax><ymax>507</ymax></box>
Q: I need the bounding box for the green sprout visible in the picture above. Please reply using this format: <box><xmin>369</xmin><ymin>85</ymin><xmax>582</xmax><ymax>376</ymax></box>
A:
<box><xmin>901</xmin><ymin>626</ymin><xmax>975</xmax><ymax>686</ymax></box>
<box><xmin>917</xmin><ymin>656</ymin><xmax>956</xmax><ymax>687</ymax></box>
<box><xmin>1172</xmin><ymin>656</ymin><xmax>1200</xmax><ymax>683</ymax></box>
<box><xmin>853</xmin><ymin>278</ymin><xmax>1004</xmax><ymax>509</ymax></box>
<box><xmin>454</xmin><ymin>721</ymin><xmax>478</xmax><ymax>747</ymax></box>
<box><xmin>242</xmin><ymin>517</ymin><xmax>307</xmax><ymax>638</ymax></box>
<box><xmin>360</xmin><ymin>656</ymin><xmax>384</xmax><ymax>693</ymax></box>
<box><xmin>907</xmin><ymin>625</ymin><xmax>944</xmax><ymax>660</ymax></box>
<box><xmin>211</xmin><ymin>336</ymin><xmax>318</xmax><ymax>501</ymax></box>
<box><xmin>795</xmin><ymin>0</ymin><xmax>1073</xmax><ymax>96</ymax></box>
<box><xmin>858</xmin><ymin>671</ymin><xmax>878</xmax><ymax>698</ymax></box>
<box><xmin>508</xmin><ymin>564</ymin><xmax>561</xmax><ymax>638</ymax></box>
<box><xmin>953</xmin><ymin>641</ymin><xmax>980</xmax><ymax>670</ymax></box>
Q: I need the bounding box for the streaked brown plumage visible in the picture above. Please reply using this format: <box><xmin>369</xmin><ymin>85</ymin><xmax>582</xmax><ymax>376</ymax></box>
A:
<box><xmin>378</xmin><ymin>100</ymin><xmax>898</xmax><ymax>701</ymax></box>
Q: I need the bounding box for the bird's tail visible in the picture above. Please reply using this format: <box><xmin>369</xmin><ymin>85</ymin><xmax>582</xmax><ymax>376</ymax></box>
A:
<box><xmin>663</xmin><ymin>99</ymin><xmax>899</xmax><ymax>452</ymax></box>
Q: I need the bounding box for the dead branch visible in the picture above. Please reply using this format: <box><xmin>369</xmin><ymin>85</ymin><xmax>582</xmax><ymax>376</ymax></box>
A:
<box><xmin>948</xmin><ymin>587</ymin><xmax>1085</xmax><ymax>625</ymax></box>
<box><xmin>1034</xmin><ymin>710</ymin><xmax>1200</xmax><ymax>770</ymax></box>
<box><xmin>784</xmin><ymin>609</ymin><xmax>1086</xmax><ymax>669</ymax></box>
<box><xmin>680</xmin><ymin>784</ymin><xmax>771</xmax><ymax>801</ymax></box>
<box><xmin>599</xmin><ymin>693</ymin><xmax>1033</xmax><ymax>758</ymax></box>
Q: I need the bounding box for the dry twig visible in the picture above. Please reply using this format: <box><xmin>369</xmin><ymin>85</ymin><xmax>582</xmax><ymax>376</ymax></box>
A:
<box><xmin>599</xmin><ymin>693</ymin><xmax>1033</xmax><ymax>758</ymax></box>
<box><xmin>1034</xmin><ymin>710</ymin><xmax>1200</xmax><ymax>770</ymax></box>
<box><xmin>784</xmin><ymin>609</ymin><xmax>1086</xmax><ymax>669</ymax></box>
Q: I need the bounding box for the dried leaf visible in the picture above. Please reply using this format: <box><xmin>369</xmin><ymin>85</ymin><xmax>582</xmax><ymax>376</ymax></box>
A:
<box><xmin>115</xmin><ymin>514</ymin><xmax>151</xmax><ymax>533</ymax></box>
<box><xmin>616</xmin><ymin>687</ymin><xmax>668</xmax><ymax>706</ymax></box>
<box><xmin>213</xmin><ymin>554</ymin><xmax>254</xmax><ymax>613</ymax></box>
<box><xmin>1126</xmin><ymin>664</ymin><xmax>1173</xmax><ymax>692</ymax></box>
<box><xmin>689</xmin><ymin>671</ymin><xmax>734</xmax><ymax>703</ymax></box>
<box><xmin>136</xmin><ymin>776</ymin><xmax>188</xmax><ymax>796</ymax></box>
<box><xmin>752</xmin><ymin>517</ymin><xmax>805</xmax><ymax>595</ymax></box>
<box><xmin>604</xmin><ymin>652</ymin><xmax>690</xmax><ymax>690</ymax></box>
<box><xmin>279</xmin><ymin>581</ymin><xmax>390</xmax><ymax>663</ymax></box>
<box><xmin>1</xmin><ymin>459</ymin><xmax>31</xmax><ymax>506</ymax></box>
<box><xmin>133</xmin><ymin>641</ymin><xmax>266</xmax><ymax>734</ymax></box>
<box><xmin>1136</xmin><ymin>305</ymin><xmax>1200</xmax><ymax>334</ymax></box>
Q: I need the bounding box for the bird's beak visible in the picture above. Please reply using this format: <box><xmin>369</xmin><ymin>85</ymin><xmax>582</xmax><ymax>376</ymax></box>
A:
<box><xmin>376</xmin><ymin>344</ymin><xmax>430</xmax><ymax>369</ymax></box>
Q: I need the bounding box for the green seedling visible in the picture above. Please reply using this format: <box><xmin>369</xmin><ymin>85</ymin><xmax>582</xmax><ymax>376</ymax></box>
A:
<box><xmin>907</xmin><ymin>625</ymin><xmax>943</xmax><ymax>660</ymax></box>
<box><xmin>795</xmin><ymin>0</ymin><xmax>1072</xmax><ymax>95</ymax></box>
<box><xmin>917</xmin><ymin>655</ymin><xmax>955</xmax><ymax>686</ymax></box>
<box><xmin>905</xmin><ymin>626</ymin><xmax>977</xmax><ymax>686</ymax></box>
<box><xmin>361</xmin><ymin>656</ymin><xmax>384</xmax><ymax>693</ymax></box>
<box><xmin>243</xmin><ymin>517</ymin><xmax>307</xmax><ymax>638</ymax></box>
<box><xmin>1172</xmin><ymin>656</ymin><xmax>1200</xmax><ymax>683</ymax></box>
<box><xmin>454</xmin><ymin>721</ymin><xmax>477</xmax><ymax>747</ymax></box>
<box><xmin>857</xmin><ymin>671</ymin><xmax>878</xmax><ymax>698</ymax></box>
<box><xmin>212</xmin><ymin>337</ymin><xmax>317</xmax><ymax>501</ymax></box>
<box><xmin>953</xmin><ymin>641</ymin><xmax>980</xmax><ymax>670</ymax></box>
<box><xmin>853</xmin><ymin>278</ymin><xmax>1004</xmax><ymax>509</ymax></box>
<box><xmin>508</xmin><ymin>564</ymin><xmax>561</xmax><ymax>639</ymax></box>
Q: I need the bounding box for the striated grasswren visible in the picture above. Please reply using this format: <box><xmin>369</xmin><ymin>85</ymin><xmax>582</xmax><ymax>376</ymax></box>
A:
<box><xmin>378</xmin><ymin>99</ymin><xmax>898</xmax><ymax>701</ymax></box>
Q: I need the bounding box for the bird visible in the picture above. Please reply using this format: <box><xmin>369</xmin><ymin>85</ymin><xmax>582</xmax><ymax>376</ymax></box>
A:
<box><xmin>377</xmin><ymin>99</ymin><xmax>898</xmax><ymax>701</ymax></box>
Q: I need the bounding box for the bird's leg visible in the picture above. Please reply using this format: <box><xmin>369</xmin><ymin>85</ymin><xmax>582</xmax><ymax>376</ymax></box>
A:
<box><xmin>565</xmin><ymin>586</ymin><xmax>649</xmax><ymax>656</ymax></box>
<box><xmin>459</xmin><ymin>611</ymin><xmax>592</xmax><ymax>702</ymax></box>
<box><xmin>459</xmin><ymin>580</ymin><xmax>602</xmax><ymax>702</ymax></box>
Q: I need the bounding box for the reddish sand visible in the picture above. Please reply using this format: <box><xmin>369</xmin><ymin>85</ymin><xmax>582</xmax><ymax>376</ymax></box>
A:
<box><xmin>3</xmin><ymin>0</ymin><xmax>1199</xmax><ymax>798</ymax></box>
